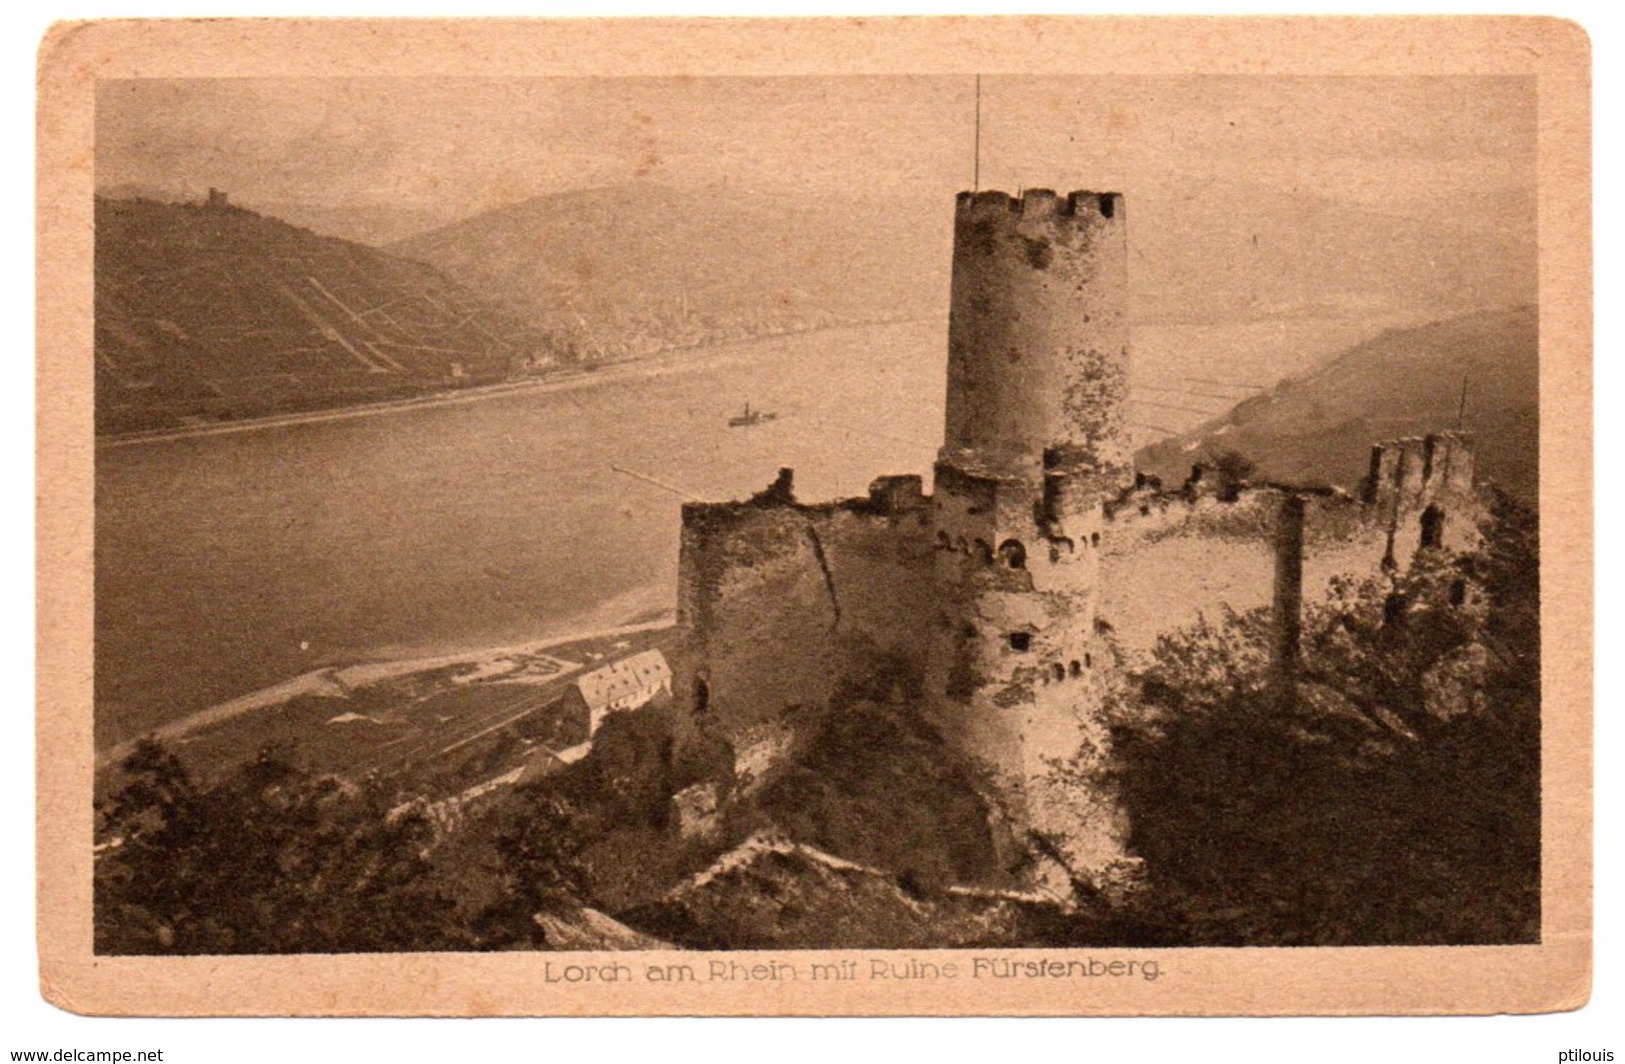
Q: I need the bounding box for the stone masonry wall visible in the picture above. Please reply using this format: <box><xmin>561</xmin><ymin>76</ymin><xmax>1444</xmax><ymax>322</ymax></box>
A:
<box><xmin>675</xmin><ymin>474</ymin><xmax>936</xmax><ymax>743</ymax></box>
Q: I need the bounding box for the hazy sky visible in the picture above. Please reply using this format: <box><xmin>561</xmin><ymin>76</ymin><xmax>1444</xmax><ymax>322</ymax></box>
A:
<box><xmin>97</xmin><ymin>75</ymin><xmax>1534</xmax><ymax>220</ymax></box>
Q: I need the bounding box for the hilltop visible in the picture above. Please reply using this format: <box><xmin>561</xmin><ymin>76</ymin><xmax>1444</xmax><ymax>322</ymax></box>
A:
<box><xmin>95</xmin><ymin>196</ymin><xmax>566</xmax><ymax>435</ymax></box>
<box><xmin>389</xmin><ymin>184</ymin><xmax>950</xmax><ymax>361</ymax></box>
<box><xmin>96</xmin><ymin>181</ymin><xmax>1535</xmax><ymax>435</ymax></box>
<box><xmin>1135</xmin><ymin>305</ymin><xmax>1539</xmax><ymax>502</ymax></box>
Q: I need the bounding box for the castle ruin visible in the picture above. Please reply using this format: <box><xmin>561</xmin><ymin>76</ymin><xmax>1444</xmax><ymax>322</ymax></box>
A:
<box><xmin>671</xmin><ymin>189</ymin><xmax>1482</xmax><ymax>892</ymax></box>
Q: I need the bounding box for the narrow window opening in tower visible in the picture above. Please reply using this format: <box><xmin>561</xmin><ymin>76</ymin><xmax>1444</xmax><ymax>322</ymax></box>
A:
<box><xmin>1449</xmin><ymin>579</ymin><xmax>1467</xmax><ymax>607</ymax></box>
<box><xmin>1098</xmin><ymin>193</ymin><xmax>1115</xmax><ymax>219</ymax></box>
<box><xmin>1420</xmin><ymin>505</ymin><xmax>1446</xmax><ymax>549</ymax></box>
<box><xmin>998</xmin><ymin>539</ymin><xmax>1027</xmax><ymax>569</ymax></box>
<box><xmin>1051</xmin><ymin>662</ymin><xmax>1065</xmax><ymax>682</ymax></box>
<box><xmin>694</xmin><ymin>678</ymin><xmax>710</xmax><ymax>715</ymax></box>
<box><xmin>1091</xmin><ymin>532</ymin><xmax>1101</xmax><ymax>548</ymax></box>
<box><xmin>1085</xmin><ymin>652</ymin><xmax>1093</xmax><ymax>669</ymax></box>
<box><xmin>1008</xmin><ymin>632</ymin><xmax>1032</xmax><ymax>652</ymax></box>
<box><xmin>1069</xmin><ymin>660</ymin><xmax>1082</xmax><ymax>678</ymax></box>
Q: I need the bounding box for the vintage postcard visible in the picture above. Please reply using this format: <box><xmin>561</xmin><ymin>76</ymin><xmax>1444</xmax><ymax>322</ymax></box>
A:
<box><xmin>36</xmin><ymin>16</ymin><xmax>1591</xmax><ymax>1016</ymax></box>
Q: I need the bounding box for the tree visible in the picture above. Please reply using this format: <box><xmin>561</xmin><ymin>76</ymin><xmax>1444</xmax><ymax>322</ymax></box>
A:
<box><xmin>463</xmin><ymin>781</ymin><xmax>594</xmax><ymax>948</ymax></box>
<box><xmin>1072</xmin><ymin>494</ymin><xmax>1541</xmax><ymax>946</ymax></box>
<box><xmin>1206</xmin><ymin>448</ymin><xmax>1257</xmax><ymax>501</ymax></box>
<box><xmin>95</xmin><ymin>742</ymin><xmax>468</xmax><ymax>954</ymax></box>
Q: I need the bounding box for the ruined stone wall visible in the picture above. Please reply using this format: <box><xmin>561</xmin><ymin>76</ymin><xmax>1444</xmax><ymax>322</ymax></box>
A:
<box><xmin>670</xmin><ymin>438</ymin><xmax>1483</xmax><ymax>890</ymax></box>
<box><xmin>1101</xmin><ymin>489</ymin><xmax>1392</xmax><ymax>659</ymax></box>
<box><xmin>1366</xmin><ymin>432</ymin><xmax>1479</xmax><ymax>560</ymax></box>
<box><xmin>924</xmin><ymin>443</ymin><xmax>1125</xmax><ymax>881</ymax></box>
<box><xmin>675</xmin><ymin>474</ymin><xmax>936</xmax><ymax>743</ymax></box>
<box><xmin>923</xmin><ymin>526</ymin><xmax>1113</xmax><ymax>760</ymax></box>
<box><xmin>1099</xmin><ymin>436</ymin><xmax>1482</xmax><ymax>663</ymax></box>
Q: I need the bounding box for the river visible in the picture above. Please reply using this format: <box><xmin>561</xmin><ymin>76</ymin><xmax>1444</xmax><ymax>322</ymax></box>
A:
<box><xmin>95</xmin><ymin>313</ymin><xmax>1380</xmax><ymax>750</ymax></box>
<box><xmin>94</xmin><ymin>320</ymin><xmax>950</xmax><ymax>750</ymax></box>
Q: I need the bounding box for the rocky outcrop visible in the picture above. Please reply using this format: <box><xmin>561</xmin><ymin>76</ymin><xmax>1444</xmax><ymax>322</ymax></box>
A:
<box><xmin>621</xmin><ymin>831</ymin><xmax>1067</xmax><ymax>950</ymax></box>
<box><xmin>534</xmin><ymin>906</ymin><xmax>674</xmax><ymax>951</ymax></box>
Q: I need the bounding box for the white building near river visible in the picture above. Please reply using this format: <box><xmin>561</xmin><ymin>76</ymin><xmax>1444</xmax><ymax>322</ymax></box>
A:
<box><xmin>562</xmin><ymin>649</ymin><xmax>673</xmax><ymax>735</ymax></box>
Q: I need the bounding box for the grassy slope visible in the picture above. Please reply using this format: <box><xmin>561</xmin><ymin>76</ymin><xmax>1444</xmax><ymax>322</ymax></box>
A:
<box><xmin>96</xmin><ymin>197</ymin><xmax>557</xmax><ymax>434</ymax></box>
<box><xmin>1135</xmin><ymin>305</ymin><xmax>1538</xmax><ymax>502</ymax></box>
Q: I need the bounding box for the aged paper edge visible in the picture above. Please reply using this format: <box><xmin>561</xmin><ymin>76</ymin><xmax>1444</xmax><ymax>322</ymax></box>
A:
<box><xmin>35</xmin><ymin>15</ymin><xmax>1593</xmax><ymax>1017</ymax></box>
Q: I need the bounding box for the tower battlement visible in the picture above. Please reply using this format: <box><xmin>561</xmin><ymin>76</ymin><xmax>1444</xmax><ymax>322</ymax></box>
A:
<box><xmin>955</xmin><ymin>188</ymin><xmax>1122</xmax><ymax>222</ymax></box>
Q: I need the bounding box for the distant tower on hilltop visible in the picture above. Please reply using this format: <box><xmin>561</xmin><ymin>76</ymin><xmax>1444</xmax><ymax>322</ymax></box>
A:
<box><xmin>926</xmin><ymin>189</ymin><xmax>1134</xmax><ymax>882</ymax></box>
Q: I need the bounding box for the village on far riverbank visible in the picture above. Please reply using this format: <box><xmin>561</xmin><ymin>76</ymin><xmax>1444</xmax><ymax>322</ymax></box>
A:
<box><xmin>95</xmin><ymin>316</ymin><xmax>927</xmax><ymax>451</ymax></box>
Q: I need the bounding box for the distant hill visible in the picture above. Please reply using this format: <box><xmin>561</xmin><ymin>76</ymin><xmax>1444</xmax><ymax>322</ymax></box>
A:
<box><xmin>95</xmin><ymin>185</ymin><xmax>455</xmax><ymax>245</ymax></box>
<box><xmin>97</xmin><ymin>182</ymin><xmax>186</xmax><ymax>204</ymax></box>
<box><xmin>390</xmin><ymin>179</ymin><xmax>1533</xmax><ymax>386</ymax></box>
<box><xmin>230</xmin><ymin>201</ymin><xmax>465</xmax><ymax>247</ymax></box>
<box><xmin>390</xmin><ymin>184</ymin><xmax>951</xmax><ymax>362</ymax></box>
<box><xmin>95</xmin><ymin>183</ymin><xmax>1538</xmax><ymax>442</ymax></box>
<box><xmin>95</xmin><ymin>197</ymin><xmax>565</xmax><ymax>435</ymax></box>
<box><xmin>1134</xmin><ymin>306</ymin><xmax>1539</xmax><ymax>502</ymax></box>
<box><xmin>1126</xmin><ymin>179</ymin><xmax>1535</xmax><ymax>327</ymax></box>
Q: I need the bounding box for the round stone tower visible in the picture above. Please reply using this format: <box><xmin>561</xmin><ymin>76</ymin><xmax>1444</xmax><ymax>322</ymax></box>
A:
<box><xmin>942</xmin><ymin>188</ymin><xmax>1132</xmax><ymax>488</ymax></box>
<box><xmin>926</xmin><ymin>188</ymin><xmax>1134</xmax><ymax>887</ymax></box>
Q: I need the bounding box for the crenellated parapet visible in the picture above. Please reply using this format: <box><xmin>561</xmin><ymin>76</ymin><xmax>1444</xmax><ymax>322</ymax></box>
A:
<box><xmin>1364</xmin><ymin>432</ymin><xmax>1479</xmax><ymax>559</ymax></box>
<box><xmin>864</xmin><ymin>474</ymin><xmax>929</xmax><ymax>517</ymax></box>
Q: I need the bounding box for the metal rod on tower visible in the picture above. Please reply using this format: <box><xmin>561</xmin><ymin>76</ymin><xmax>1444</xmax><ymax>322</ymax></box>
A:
<box><xmin>973</xmin><ymin>74</ymin><xmax>981</xmax><ymax>192</ymax></box>
<box><xmin>1456</xmin><ymin>373</ymin><xmax>1470</xmax><ymax>431</ymax></box>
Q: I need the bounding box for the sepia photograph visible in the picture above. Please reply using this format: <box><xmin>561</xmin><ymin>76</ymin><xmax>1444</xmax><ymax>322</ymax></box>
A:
<box><xmin>35</xmin><ymin>15</ymin><xmax>1592</xmax><ymax>1017</ymax></box>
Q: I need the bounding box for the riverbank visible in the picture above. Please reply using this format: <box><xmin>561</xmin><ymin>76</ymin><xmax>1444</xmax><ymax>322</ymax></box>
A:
<box><xmin>95</xmin><ymin>317</ymin><xmax>946</xmax><ymax>752</ymax></box>
<box><xmin>96</xmin><ymin>317</ymin><xmax>936</xmax><ymax>450</ymax></box>
<box><xmin>97</xmin><ymin>615</ymin><xmax>677</xmax><ymax>772</ymax></box>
